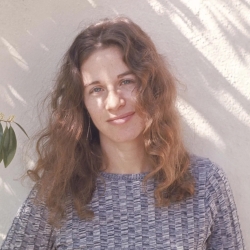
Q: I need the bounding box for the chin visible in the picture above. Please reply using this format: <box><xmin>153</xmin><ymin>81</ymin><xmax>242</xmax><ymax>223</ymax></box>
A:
<box><xmin>108</xmin><ymin>132</ymin><xmax>144</xmax><ymax>144</ymax></box>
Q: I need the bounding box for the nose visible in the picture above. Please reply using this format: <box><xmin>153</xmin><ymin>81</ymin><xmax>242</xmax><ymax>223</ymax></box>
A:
<box><xmin>105</xmin><ymin>90</ymin><xmax>125</xmax><ymax>111</ymax></box>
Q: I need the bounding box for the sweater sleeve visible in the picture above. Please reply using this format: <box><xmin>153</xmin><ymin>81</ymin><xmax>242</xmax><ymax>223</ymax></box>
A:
<box><xmin>1</xmin><ymin>186</ymin><xmax>55</xmax><ymax>250</ymax></box>
<box><xmin>205</xmin><ymin>163</ymin><xmax>245</xmax><ymax>250</ymax></box>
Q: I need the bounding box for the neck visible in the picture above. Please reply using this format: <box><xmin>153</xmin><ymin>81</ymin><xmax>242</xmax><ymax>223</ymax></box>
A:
<box><xmin>100</xmin><ymin>137</ymin><xmax>150</xmax><ymax>174</ymax></box>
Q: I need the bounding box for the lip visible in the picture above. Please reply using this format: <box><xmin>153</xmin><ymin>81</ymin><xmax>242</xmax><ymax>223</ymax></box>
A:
<box><xmin>107</xmin><ymin>112</ymin><xmax>135</xmax><ymax>123</ymax></box>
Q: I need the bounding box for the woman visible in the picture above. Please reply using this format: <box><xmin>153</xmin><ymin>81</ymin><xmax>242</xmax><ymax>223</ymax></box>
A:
<box><xmin>1</xmin><ymin>17</ymin><xmax>245</xmax><ymax>249</ymax></box>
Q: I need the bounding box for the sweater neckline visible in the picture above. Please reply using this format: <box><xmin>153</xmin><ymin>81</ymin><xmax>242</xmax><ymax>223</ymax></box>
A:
<box><xmin>99</xmin><ymin>171</ymin><xmax>149</xmax><ymax>181</ymax></box>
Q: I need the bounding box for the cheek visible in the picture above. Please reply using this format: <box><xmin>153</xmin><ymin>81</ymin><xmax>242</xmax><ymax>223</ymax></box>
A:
<box><xmin>86</xmin><ymin>103</ymin><xmax>104</xmax><ymax>127</ymax></box>
<box><xmin>127</xmin><ymin>89</ymin><xmax>138</xmax><ymax>105</ymax></box>
<box><xmin>85</xmin><ymin>97</ymin><xmax>103</xmax><ymax>114</ymax></box>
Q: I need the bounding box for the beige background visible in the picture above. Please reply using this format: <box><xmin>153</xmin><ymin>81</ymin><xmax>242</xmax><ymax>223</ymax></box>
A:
<box><xmin>0</xmin><ymin>0</ymin><xmax>249</xmax><ymax>247</ymax></box>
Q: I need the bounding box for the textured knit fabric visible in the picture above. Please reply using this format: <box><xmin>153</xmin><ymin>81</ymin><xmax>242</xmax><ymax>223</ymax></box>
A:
<box><xmin>1</xmin><ymin>156</ymin><xmax>245</xmax><ymax>249</ymax></box>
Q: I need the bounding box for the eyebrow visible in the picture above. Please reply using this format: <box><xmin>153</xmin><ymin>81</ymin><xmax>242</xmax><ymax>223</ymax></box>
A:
<box><xmin>84</xmin><ymin>81</ymin><xmax>99</xmax><ymax>87</ymax></box>
<box><xmin>117</xmin><ymin>70</ymin><xmax>134</xmax><ymax>78</ymax></box>
<box><xmin>84</xmin><ymin>70</ymin><xmax>135</xmax><ymax>87</ymax></box>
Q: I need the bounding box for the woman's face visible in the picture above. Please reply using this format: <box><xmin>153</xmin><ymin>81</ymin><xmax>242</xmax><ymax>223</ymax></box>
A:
<box><xmin>81</xmin><ymin>46</ymin><xmax>145</xmax><ymax>145</ymax></box>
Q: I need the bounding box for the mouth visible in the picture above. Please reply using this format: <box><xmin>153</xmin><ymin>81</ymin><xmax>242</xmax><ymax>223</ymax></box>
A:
<box><xmin>107</xmin><ymin>112</ymin><xmax>135</xmax><ymax>124</ymax></box>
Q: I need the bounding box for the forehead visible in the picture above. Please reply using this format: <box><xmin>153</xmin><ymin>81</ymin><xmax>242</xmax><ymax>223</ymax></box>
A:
<box><xmin>81</xmin><ymin>46</ymin><xmax>130</xmax><ymax>85</ymax></box>
<box><xmin>82</xmin><ymin>46</ymin><xmax>124</xmax><ymax>68</ymax></box>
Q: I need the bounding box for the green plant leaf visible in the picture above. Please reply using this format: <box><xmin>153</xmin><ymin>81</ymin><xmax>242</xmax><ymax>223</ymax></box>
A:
<box><xmin>0</xmin><ymin>149</ymin><xmax>3</xmax><ymax>163</ymax></box>
<box><xmin>0</xmin><ymin>123</ymin><xmax>3</xmax><ymax>163</ymax></box>
<box><xmin>3</xmin><ymin>125</ymin><xmax>10</xmax><ymax>151</ymax></box>
<box><xmin>2</xmin><ymin>125</ymin><xmax>10</xmax><ymax>166</ymax></box>
<box><xmin>3</xmin><ymin>126</ymin><xmax>17</xmax><ymax>167</ymax></box>
<box><xmin>0</xmin><ymin>123</ymin><xmax>3</xmax><ymax>135</ymax></box>
<box><xmin>13</xmin><ymin>121</ymin><xmax>29</xmax><ymax>138</ymax></box>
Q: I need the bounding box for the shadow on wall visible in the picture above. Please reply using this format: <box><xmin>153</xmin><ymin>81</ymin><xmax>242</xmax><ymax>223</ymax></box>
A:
<box><xmin>145</xmin><ymin>0</ymin><xmax>250</xmax><ymax>150</ymax></box>
<box><xmin>148</xmin><ymin>0</ymin><xmax>250</xmax><ymax>61</ymax></box>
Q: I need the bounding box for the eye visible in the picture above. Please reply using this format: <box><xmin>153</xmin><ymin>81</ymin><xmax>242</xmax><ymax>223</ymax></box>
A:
<box><xmin>121</xmin><ymin>79</ymin><xmax>135</xmax><ymax>85</ymax></box>
<box><xmin>90</xmin><ymin>87</ymin><xmax>103</xmax><ymax>94</ymax></box>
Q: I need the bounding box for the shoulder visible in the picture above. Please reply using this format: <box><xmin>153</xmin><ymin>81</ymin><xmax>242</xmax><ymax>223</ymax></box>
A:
<box><xmin>188</xmin><ymin>154</ymin><xmax>233</xmax><ymax>200</ymax></box>
<box><xmin>1</xmin><ymin>184</ymin><xmax>54</xmax><ymax>249</ymax></box>
<box><xmin>15</xmin><ymin>184</ymin><xmax>46</xmax><ymax>219</ymax></box>
<box><xmin>189</xmin><ymin>154</ymin><xmax>235</xmax><ymax>209</ymax></box>
<box><xmin>189</xmin><ymin>154</ymin><xmax>227</xmax><ymax>185</ymax></box>
<box><xmin>188</xmin><ymin>157</ymin><xmax>245</xmax><ymax>248</ymax></box>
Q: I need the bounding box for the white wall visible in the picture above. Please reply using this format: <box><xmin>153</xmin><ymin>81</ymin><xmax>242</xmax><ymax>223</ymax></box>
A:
<box><xmin>0</xmin><ymin>0</ymin><xmax>249</xmax><ymax>247</ymax></box>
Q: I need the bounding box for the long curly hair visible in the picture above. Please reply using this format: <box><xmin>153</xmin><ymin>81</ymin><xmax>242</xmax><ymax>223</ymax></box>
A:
<box><xmin>28</xmin><ymin>16</ymin><xmax>195</xmax><ymax>226</ymax></box>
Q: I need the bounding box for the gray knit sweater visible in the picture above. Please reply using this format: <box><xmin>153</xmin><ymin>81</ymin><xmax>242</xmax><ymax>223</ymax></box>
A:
<box><xmin>1</xmin><ymin>156</ymin><xmax>245</xmax><ymax>249</ymax></box>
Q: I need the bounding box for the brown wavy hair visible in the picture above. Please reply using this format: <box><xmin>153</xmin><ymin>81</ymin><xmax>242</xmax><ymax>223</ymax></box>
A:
<box><xmin>28</xmin><ymin>16</ymin><xmax>195</xmax><ymax>226</ymax></box>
